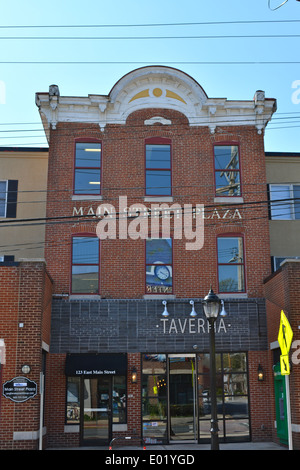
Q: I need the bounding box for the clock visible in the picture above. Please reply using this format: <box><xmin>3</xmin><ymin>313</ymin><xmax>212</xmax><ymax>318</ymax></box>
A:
<box><xmin>154</xmin><ymin>265</ymin><xmax>170</xmax><ymax>280</ymax></box>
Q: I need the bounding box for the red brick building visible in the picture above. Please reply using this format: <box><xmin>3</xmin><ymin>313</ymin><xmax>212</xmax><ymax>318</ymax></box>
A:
<box><xmin>3</xmin><ymin>66</ymin><xmax>295</xmax><ymax>449</ymax></box>
<box><xmin>0</xmin><ymin>261</ymin><xmax>52</xmax><ymax>449</ymax></box>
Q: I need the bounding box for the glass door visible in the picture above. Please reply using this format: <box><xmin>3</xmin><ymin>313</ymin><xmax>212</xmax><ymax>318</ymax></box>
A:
<box><xmin>82</xmin><ymin>377</ymin><xmax>111</xmax><ymax>445</ymax></box>
<box><xmin>169</xmin><ymin>355</ymin><xmax>197</xmax><ymax>441</ymax></box>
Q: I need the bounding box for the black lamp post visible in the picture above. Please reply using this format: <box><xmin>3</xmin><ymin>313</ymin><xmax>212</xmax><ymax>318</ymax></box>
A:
<box><xmin>203</xmin><ymin>287</ymin><xmax>221</xmax><ymax>451</ymax></box>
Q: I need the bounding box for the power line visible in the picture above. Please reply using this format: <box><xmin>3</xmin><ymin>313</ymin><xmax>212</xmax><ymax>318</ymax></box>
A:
<box><xmin>0</xmin><ymin>196</ymin><xmax>296</xmax><ymax>228</ymax></box>
<box><xmin>1</xmin><ymin>60</ymin><xmax>300</xmax><ymax>65</ymax></box>
<box><xmin>0</xmin><ymin>201</ymin><xmax>297</xmax><ymax>255</ymax></box>
<box><xmin>1</xmin><ymin>34</ymin><xmax>300</xmax><ymax>40</ymax></box>
<box><xmin>1</xmin><ymin>19</ymin><xmax>300</xmax><ymax>29</ymax></box>
<box><xmin>2</xmin><ymin>113</ymin><xmax>300</xmax><ymax>139</ymax></box>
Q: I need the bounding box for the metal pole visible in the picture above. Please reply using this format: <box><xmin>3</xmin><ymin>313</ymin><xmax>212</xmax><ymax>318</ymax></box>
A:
<box><xmin>39</xmin><ymin>372</ymin><xmax>44</xmax><ymax>451</ymax></box>
<box><xmin>209</xmin><ymin>318</ymin><xmax>219</xmax><ymax>450</ymax></box>
<box><xmin>285</xmin><ymin>375</ymin><xmax>293</xmax><ymax>450</ymax></box>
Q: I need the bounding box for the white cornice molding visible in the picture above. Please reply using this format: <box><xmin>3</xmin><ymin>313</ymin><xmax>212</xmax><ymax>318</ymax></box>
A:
<box><xmin>35</xmin><ymin>66</ymin><xmax>277</xmax><ymax>136</ymax></box>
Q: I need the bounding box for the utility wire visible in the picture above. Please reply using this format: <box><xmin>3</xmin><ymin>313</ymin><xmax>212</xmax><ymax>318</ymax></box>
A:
<box><xmin>1</xmin><ymin>19</ymin><xmax>300</xmax><ymax>28</ymax></box>
<box><xmin>0</xmin><ymin>196</ymin><xmax>296</xmax><ymax>227</ymax></box>
<box><xmin>0</xmin><ymin>203</ymin><xmax>297</xmax><ymax>254</ymax></box>
<box><xmin>1</xmin><ymin>34</ymin><xmax>300</xmax><ymax>40</ymax></box>
<box><xmin>1</xmin><ymin>60</ymin><xmax>300</xmax><ymax>65</ymax></box>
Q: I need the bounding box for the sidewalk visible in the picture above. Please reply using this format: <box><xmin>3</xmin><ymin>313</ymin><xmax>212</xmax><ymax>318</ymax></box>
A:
<box><xmin>48</xmin><ymin>441</ymin><xmax>287</xmax><ymax>450</ymax></box>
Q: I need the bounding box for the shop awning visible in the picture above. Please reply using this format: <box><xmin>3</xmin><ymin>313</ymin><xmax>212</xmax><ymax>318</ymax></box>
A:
<box><xmin>65</xmin><ymin>353</ymin><xmax>127</xmax><ymax>376</ymax></box>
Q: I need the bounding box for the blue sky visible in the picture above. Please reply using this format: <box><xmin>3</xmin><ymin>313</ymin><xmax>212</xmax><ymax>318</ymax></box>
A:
<box><xmin>0</xmin><ymin>0</ymin><xmax>299</xmax><ymax>152</ymax></box>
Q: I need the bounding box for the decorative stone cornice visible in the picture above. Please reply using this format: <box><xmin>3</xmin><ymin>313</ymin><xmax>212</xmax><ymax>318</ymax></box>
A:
<box><xmin>35</xmin><ymin>66</ymin><xmax>277</xmax><ymax>140</ymax></box>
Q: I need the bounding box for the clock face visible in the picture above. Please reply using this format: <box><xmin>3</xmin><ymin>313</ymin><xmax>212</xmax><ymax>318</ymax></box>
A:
<box><xmin>155</xmin><ymin>265</ymin><xmax>170</xmax><ymax>280</ymax></box>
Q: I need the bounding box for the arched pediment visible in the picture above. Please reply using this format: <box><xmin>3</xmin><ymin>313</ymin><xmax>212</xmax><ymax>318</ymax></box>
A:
<box><xmin>108</xmin><ymin>66</ymin><xmax>208</xmax><ymax>124</ymax></box>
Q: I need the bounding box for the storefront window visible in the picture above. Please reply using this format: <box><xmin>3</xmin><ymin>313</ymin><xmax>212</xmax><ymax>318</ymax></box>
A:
<box><xmin>197</xmin><ymin>352</ymin><xmax>249</xmax><ymax>442</ymax></box>
<box><xmin>112</xmin><ymin>376</ymin><xmax>127</xmax><ymax>424</ymax></box>
<box><xmin>66</xmin><ymin>377</ymin><xmax>80</xmax><ymax>424</ymax></box>
<box><xmin>142</xmin><ymin>354</ymin><xmax>167</xmax><ymax>444</ymax></box>
<box><xmin>142</xmin><ymin>352</ymin><xmax>250</xmax><ymax>443</ymax></box>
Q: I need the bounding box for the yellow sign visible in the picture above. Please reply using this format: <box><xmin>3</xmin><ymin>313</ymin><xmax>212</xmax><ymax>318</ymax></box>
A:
<box><xmin>280</xmin><ymin>355</ymin><xmax>290</xmax><ymax>375</ymax></box>
<box><xmin>278</xmin><ymin>310</ymin><xmax>293</xmax><ymax>356</ymax></box>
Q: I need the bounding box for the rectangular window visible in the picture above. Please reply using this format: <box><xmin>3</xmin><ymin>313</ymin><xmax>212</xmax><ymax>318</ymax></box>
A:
<box><xmin>112</xmin><ymin>376</ymin><xmax>127</xmax><ymax>424</ymax></box>
<box><xmin>198</xmin><ymin>352</ymin><xmax>249</xmax><ymax>442</ymax></box>
<box><xmin>145</xmin><ymin>140</ymin><xmax>171</xmax><ymax>196</ymax></box>
<box><xmin>0</xmin><ymin>180</ymin><xmax>18</xmax><ymax>218</ymax></box>
<box><xmin>74</xmin><ymin>142</ymin><xmax>101</xmax><ymax>195</ymax></box>
<box><xmin>142</xmin><ymin>354</ymin><xmax>167</xmax><ymax>444</ymax></box>
<box><xmin>71</xmin><ymin>236</ymin><xmax>99</xmax><ymax>294</ymax></box>
<box><xmin>146</xmin><ymin>238</ymin><xmax>172</xmax><ymax>294</ymax></box>
<box><xmin>269</xmin><ymin>184</ymin><xmax>300</xmax><ymax>220</ymax></box>
<box><xmin>272</xmin><ymin>256</ymin><xmax>299</xmax><ymax>272</ymax></box>
<box><xmin>217</xmin><ymin>236</ymin><xmax>245</xmax><ymax>292</ymax></box>
<box><xmin>214</xmin><ymin>145</ymin><xmax>241</xmax><ymax>196</ymax></box>
<box><xmin>0</xmin><ymin>181</ymin><xmax>7</xmax><ymax>217</ymax></box>
<box><xmin>66</xmin><ymin>377</ymin><xmax>80</xmax><ymax>424</ymax></box>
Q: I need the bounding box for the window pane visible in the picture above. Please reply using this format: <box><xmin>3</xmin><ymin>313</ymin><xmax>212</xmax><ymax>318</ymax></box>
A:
<box><xmin>270</xmin><ymin>185</ymin><xmax>292</xmax><ymax>220</ymax></box>
<box><xmin>225</xmin><ymin>419</ymin><xmax>250</xmax><ymax>439</ymax></box>
<box><xmin>143</xmin><ymin>420</ymin><xmax>167</xmax><ymax>442</ymax></box>
<box><xmin>197</xmin><ymin>353</ymin><xmax>222</xmax><ymax>374</ymax></box>
<box><xmin>72</xmin><ymin>266</ymin><xmax>99</xmax><ymax>293</ymax></box>
<box><xmin>215</xmin><ymin>171</ymin><xmax>240</xmax><ymax>196</ymax></box>
<box><xmin>75</xmin><ymin>142</ymin><xmax>101</xmax><ymax>167</ymax></box>
<box><xmin>74</xmin><ymin>169</ymin><xmax>101</xmax><ymax>194</ymax></box>
<box><xmin>218</xmin><ymin>265</ymin><xmax>245</xmax><ymax>292</ymax></box>
<box><xmin>223</xmin><ymin>374</ymin><xmax>248</xmax><ymax>396</ymax></box>
<box><xmin>217</xmin><ymin>238</ymin><xmax>244</xmax><ymax>264</ymax></box>
<box><xmin>222</xmin><ymin>353</ymin><xmax>247</xmax><ymax>372</ymax></box>
<box><xmin>146</xmin><ymin>170</ymin><xmax>171</xmax><ymax>195</ymax></box>
<box><xmin>214</xmin><ymin>146</ymin><xmax>239</xmax><ymax>170</ymax></box>
<box><xmin>293</xmin><ymin>185</ymin><xmax>300</xmax><ymax>220</ymax></box>
<box><xmin>142</xmin><ymin>353</ymin><xmax>167</xmax><ymax>444</ymax></box>
<box><xmin>146</xmin><ymin>265</ymin><xmax>172</xmax><ymax>289</ymax></box>
<box><xmin>143</xmin><ymin>374</ymin><xmax>167</xmax><ymax>398</ymax></box>
<box><xmin>198</xmin><ymin>396</ymin><xmax>224</xmax><ymax>420</ymax></box>
<box><xmin>199</xmin><ymin>419</ymin><xmax>224</xmax><ymax>439</ymax></box>
<box><xmin>112</xmin><ymin>376</ymin><xmax>126</xmax><ymax>424</ymax></box>
<box><xmin>142</xmin><ymin>354</ymin><xmax>167</xmax><ymax>375</ymax></box>
<box><xmin>0</xmin><ymin>181</ymin><xmax>7</xmax><ymax>217</ymax></box>
<box><xmin>72</xmin><ymin>237</ymin><xmax>99</xmax><ymax>264</ymax></box>
<box><xmin>142</xmin><ymin>397</ymin><xmax>167</xmax><ymax>420</ymax></box>
<box><xmin>146</xmin><ymin>238</ymin><xmax>172</xmax><ymax>264</ymax></box>
<box><xmin>66</xmin><ymin>377</ymin><xmax>80</xmax><ymax>424</ymax></box>
<box><xmin>146</xmin><ymin>144</ymin><xmax>170</xmax><ymax>169</ymax></box>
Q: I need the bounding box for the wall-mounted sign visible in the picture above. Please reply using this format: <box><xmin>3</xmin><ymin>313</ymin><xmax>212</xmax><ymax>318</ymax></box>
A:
<box><xmin>65</xmin><ymin>353</ymin><xmax>127</xmax><ymax>376</ymax></box>
<box><xmin>3</xmin><ymin>376</ymin><xmax>37</xmax><ymax>403</ymax></box>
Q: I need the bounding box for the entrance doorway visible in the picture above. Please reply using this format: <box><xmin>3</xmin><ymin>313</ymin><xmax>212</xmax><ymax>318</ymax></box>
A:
<box><xmin>81</xmin><ymin>377</ymin><xmax>111</xmax><ymax>445</ymax></box>
<box><xmin>169</xmin><ymin>355</ymin><xmax>197</xmax><ymax>441</ymax></box>
<box><xmin>274</xmin><ymin>362</ymin><xmax>288</xmax><ymax>445</ymax></box>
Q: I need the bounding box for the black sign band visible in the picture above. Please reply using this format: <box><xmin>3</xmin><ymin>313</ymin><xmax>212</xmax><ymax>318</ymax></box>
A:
<box><xmin>65</xmin><ymin>353</ymin><xmax>127</xmax><ymax>376</ymax></box>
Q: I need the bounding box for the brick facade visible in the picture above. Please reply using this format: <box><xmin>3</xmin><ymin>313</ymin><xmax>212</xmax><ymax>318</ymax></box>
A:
<box><xmin>0</xmin><ymin>262</ymin><xmax>52</xmax><ymax>450</ymax></box>
<box><xmin>264</xmin><ymin>260</ymin><xmax>300</xmax><ymax>449</ymax></box>
<box><xmin>1</xmin><ymin>66</ymin><xmax>285</xmax><ymax>449</ymax></box>
<box><xmin>45</xmin><ymin>116</ymin><xmax>271</xmax><ymax>299</ymax></box>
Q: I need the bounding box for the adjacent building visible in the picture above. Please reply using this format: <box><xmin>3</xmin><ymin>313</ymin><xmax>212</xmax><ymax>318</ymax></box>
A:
<box><xmin>0</xmin><ymin>147</ymin><xmax>51</xmax><ymax>449</ymax></box>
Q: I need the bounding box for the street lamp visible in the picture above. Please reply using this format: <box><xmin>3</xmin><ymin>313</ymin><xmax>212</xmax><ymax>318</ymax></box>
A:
<box><xmin>203</xmin><ymin>286</ymin><xmax>221</xmax><ymax>450</ymax></box>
